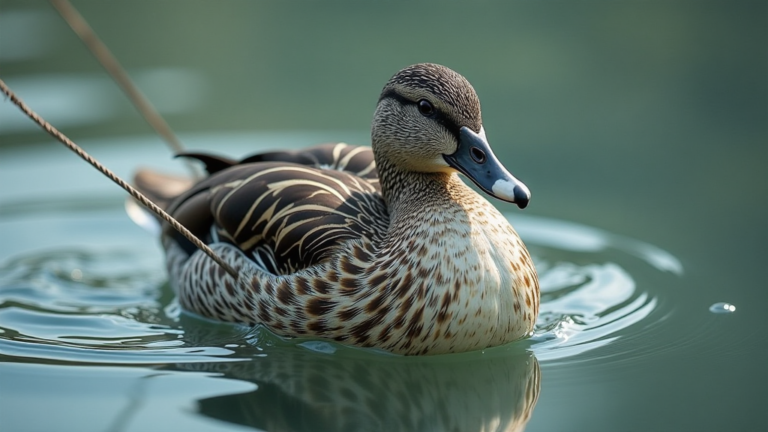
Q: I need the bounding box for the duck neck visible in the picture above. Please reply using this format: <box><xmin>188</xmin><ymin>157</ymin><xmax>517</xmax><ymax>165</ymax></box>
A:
<box><xmin>375</xmin><ymin>156</ymin><xmax>462</xmax><ymax>219</ymax></box>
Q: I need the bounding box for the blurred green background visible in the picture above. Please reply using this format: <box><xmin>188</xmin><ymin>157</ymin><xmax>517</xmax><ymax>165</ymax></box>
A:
<box><xmin>2</xmin><ymin>1</ymin><xmax>764</xmax><ymax>239</ymax></box>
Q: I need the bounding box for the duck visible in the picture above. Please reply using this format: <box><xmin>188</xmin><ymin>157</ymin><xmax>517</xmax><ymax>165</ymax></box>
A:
<box><xmin>134</xmin><ymin>63</ymin><xmax>539</xmax><ymax>356</ymax></box>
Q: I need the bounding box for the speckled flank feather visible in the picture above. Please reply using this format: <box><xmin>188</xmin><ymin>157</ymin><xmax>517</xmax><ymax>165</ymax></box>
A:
<box><xmin>140</xmin><ymin>63</ymin><xmax>540</xmax><ymax>355</ymax></box>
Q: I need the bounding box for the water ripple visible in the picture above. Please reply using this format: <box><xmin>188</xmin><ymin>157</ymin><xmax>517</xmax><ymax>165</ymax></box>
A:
<box><xmin>511</xmin><ymin>214</ymin><xmax>679</xmax><ymax>363</ymax></box>
<box><xmin>0</xmin><ymin>211</ymin><xmax>682</xmax><ymax>366</ymax></box>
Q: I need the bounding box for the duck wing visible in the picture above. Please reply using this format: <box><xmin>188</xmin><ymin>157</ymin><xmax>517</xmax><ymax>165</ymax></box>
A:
<box><xmin>179</xmin><ymin>142</ymin><xmax>379</xmax><ymax>184</ymax></box>
<box><xmin>159</xmin><ymin>144</ymin><xmax>387</xmax><ymax>276</ymax></box>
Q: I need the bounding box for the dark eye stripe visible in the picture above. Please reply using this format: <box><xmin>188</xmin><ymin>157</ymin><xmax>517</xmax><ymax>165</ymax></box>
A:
<box><xmin>379</xmin><ymin>89</ymin><xmax>462</xmax><ymax>139</ymax></box>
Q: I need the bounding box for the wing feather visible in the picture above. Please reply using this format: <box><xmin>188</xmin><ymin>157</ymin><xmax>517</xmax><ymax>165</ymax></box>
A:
<box><xmin>161</xmin><ymin>145</ymin><xmax>387</xmax><ymax>275</ymax></box>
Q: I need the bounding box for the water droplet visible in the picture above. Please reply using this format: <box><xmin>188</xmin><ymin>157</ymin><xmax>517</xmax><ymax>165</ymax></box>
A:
<box><xmin>70</xmin><ymin>268</ymin><xmax>82</xmax><ymax>281</ymax></box>
<box><xmin>709</xmin><ymin>302</ymin><xmax>736</xmax><ymax>314</ymax></box>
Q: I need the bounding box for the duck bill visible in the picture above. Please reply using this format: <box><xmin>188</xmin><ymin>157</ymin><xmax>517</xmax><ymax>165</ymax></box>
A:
<box><xmin>444</xmin><ymin>126</ymin><xmax>531</xmax><ymax>209</ymax></box>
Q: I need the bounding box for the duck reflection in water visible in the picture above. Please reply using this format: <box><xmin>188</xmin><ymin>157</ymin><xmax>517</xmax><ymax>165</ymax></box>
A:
<box><xmin>178</xmin><ymin>335</ymin><xmax>540</xmax><ymax>432</ymax></box>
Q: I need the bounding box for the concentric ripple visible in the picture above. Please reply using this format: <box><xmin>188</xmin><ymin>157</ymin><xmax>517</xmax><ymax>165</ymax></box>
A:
<box><xmin>511</xmin><ymin>214</ymin><xmax>682</xmax><ymax>363</ymax></box>
<box><xmin>0</xmin><ymin>190</ymin><xmax>684</xmax><ymax>432</ymax></box>
<box><xmin>0</xmin><ymin>205</ymin><xmax>682</xmax><ymax>365</ymax></box>
<box><xmin>0</xmin><ymin>248</ymin><xmax>236</xmax><ymax>364</ymax></box>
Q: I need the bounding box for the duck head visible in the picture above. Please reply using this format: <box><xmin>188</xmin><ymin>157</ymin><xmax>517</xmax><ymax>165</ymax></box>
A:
<box><xmin>371</xmin><ymin>63</ymin><xmax>531</xmax><ymax>209</ymax></box>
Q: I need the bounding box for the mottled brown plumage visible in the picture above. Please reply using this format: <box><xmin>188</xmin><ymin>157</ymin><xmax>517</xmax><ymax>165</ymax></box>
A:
<box><xmin>135</xmin><ymin>63</ymin><xmax>539</xmax><ymax>355</ymax></box>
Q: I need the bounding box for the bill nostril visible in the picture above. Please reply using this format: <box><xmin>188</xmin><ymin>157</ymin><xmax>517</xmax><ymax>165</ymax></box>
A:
<box><xmin>470</xmin><ymin>147</ymin><xmax>486</xmax><ymax>164</ymax></box>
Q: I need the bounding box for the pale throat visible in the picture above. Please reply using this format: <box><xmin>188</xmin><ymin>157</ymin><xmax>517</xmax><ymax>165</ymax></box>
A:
<box><xmin>384</xmin><ymin>170</ymin><xmax>464</xmax><ymax>219</ymax></box>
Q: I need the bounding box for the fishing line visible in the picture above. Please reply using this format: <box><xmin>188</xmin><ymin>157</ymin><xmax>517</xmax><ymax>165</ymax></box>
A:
<box><xmin>48</xmin><ymin>0</ymin><xmax>202</xmax><ymax>179</ymax></box>
<box><xmin>0</xmin><ymin>78</ymin><xmax>239</xmax><ymax>280</ymax></box>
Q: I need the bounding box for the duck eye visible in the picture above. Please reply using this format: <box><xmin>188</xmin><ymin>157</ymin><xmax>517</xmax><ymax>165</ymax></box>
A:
<box><xmin>417</xmin><ymin>99</ymin><xmax>435</xmax><ymax>117</ymax></box>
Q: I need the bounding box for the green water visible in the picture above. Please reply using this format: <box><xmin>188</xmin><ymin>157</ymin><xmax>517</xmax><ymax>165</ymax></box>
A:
<box><xmin>1</xmin><ymin>1</ymin><xmax>766</xmax><ymax>431</ymax></box>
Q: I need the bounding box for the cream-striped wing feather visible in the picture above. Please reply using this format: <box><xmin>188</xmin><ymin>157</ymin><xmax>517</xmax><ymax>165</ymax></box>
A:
<box><xmin>166</xmin><ymin>144</ymin><xmax>388</xmax><ymax>275</ymax></box>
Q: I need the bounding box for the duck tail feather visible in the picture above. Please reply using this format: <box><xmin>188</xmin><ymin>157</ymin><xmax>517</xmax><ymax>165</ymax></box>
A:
<box><xmin>175</xmin><ymin>153</ymin><xmax>238</xmax><ymax>175</ymax></box>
